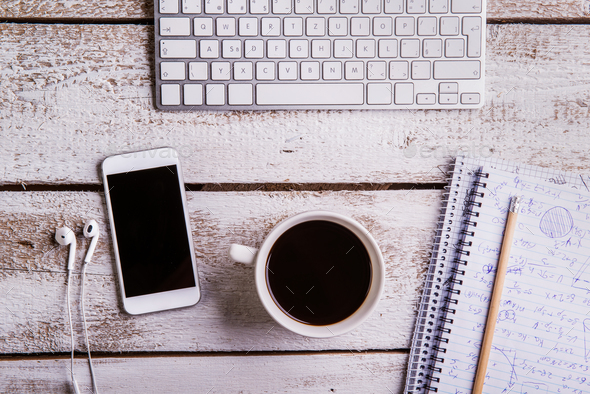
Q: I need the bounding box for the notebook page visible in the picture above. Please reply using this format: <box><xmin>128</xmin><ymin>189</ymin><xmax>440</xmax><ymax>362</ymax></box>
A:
<box><xmin>406</xmin><ymin>156</ymin><xmax>590</xmax><ymax>394</ymax></box>
<box><xmin>431</xmin><ymin>166</ymin><xmax>590</xmax><ymax>394</ymax></box>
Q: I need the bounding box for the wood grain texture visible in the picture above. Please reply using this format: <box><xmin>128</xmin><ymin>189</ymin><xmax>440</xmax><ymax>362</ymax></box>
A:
<box><xmin>1</xmin><ymin>24</ymin><xmax>590</xmax><ymax>185</ymax></box>
<box><xmin>0</xmin><ymin>190</ymin><xmax>438</xmax><ymax>354</ymax></box>
<box><xmin>1</xmin><ymin>0</ymin><xmax>589</xmax><ymax>21</ymax></box>
<box><xmin>0</xmin><ymin>352</ymin><xmax>407</xmax><ymax>393</ymax></box>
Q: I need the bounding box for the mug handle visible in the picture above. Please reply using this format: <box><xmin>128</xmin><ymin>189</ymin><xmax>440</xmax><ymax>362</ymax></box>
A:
<box><xmin>228</xmin><ymin>244</ymin><xmax>258</xmax><ymax>264</ymax></box>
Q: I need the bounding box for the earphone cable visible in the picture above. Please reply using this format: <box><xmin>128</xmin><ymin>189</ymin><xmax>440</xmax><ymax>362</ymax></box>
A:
<box><xmin>66</xmin><ymin>269</ymin><xmax>80</xmax><ymax>394</ymax></box>
<box><xmin>81</xmin><ymin>263</ymin><xmax>99</xmax><ymax>394</ymax></box>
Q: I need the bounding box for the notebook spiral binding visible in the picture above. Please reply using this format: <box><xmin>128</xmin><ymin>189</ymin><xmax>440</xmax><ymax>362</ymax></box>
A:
<box><xmin>404</xmin><ymin>160</ymin><xmax>488</xmax><ymax>394</ymax></box>
<box><xmin>421</xmin><ymin>168</ymin><xmax>489</xmax><ymax>393</ymax></box>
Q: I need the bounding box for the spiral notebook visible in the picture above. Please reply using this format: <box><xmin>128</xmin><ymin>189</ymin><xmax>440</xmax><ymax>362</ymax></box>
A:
<box><xmin>405</xmin><ymin>157</ymin><xmax>590</xmax><ymax>394</ymax></box>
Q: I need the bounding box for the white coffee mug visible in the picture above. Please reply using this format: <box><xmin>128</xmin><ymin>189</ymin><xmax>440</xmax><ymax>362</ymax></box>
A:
<box><xmin>228</xmin><ymin>210</ymin><xmax>384</xmax><ymax>338</ymax></box>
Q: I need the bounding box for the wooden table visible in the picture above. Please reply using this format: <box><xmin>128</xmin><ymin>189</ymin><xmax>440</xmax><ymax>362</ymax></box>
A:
<box><xmin>1</xmin><ymin>1</ymin><xmax>589</xmax><ymax>392</ymax></box>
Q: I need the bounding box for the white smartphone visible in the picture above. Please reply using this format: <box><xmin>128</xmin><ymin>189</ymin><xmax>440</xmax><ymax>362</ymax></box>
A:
<box><xmin>102</xmin><ymin>147</ymin><xmax>201</xmax><ymax>314</ymax></box>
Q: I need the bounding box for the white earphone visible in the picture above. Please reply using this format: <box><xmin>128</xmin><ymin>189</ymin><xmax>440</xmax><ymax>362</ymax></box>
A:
<box><xmin>55</xmin><ymin>221</ymin><xmax>100</xmax><ymax>394</ymax></box>
<box><xmin>83</xmin><ymin>220</ymin><xmax>99</xmax><ymax>264</ymax></box>
<box><xmin>55</xmin><ymin>227</ymin><xmax>77</xmax><ymax>271</ymax></box>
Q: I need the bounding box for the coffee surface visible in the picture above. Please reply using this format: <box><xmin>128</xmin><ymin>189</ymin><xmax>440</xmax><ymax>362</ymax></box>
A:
<box><xmin>266</xmin><ymin>220</ymin><xmax>372</xmax><ymax>326</ymax></box>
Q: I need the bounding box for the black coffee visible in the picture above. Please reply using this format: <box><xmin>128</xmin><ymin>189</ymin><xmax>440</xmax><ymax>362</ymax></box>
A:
<box><xmin>266</xmin><ymin>220</ymin><xmax>372</xmax><ymax>326</ymax></box>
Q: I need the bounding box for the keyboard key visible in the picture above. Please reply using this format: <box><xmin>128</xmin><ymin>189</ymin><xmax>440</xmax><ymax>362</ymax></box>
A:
<box><xmin>211</xmin><ymin>61</ymin><xmax>231</xmax><ymax>80</ymax></box>
<box><xmin>433</xmin><ymin>60</ymin><xmax>480</xmax><ymax>79</ymax></box>
<box><xmin>317</xmin><ymin>0</ymin><xmax>337</xmax><ymax>13</ymax></box>
<box><xmin>295</xmin><ymin>0</ymin><xmax>314</xmax><ymax>13</ymax></box>
<box><xmin>273</xmin><ymin>0</ymin><xmax>294</xmax><ymax>13</ymax></box>
<box><xmin>256</xmin><ymin>83</ymin><xmax>364</xmax><ymax>105</ymax></box>
<box><xmin>184</xmin><ymin>84</ymin><xmax>203</xmax><ymax>105</ymax></box>
<box><xmin>290</xmin><ymin>39</ymin><xmax>309</xmax><ymax>57</ymax></box>
<box><xmin>423</xmin><ymin>39</ymin><xmax>442</xmax><ymax>58</ymax></box>
<box><xmin>362</xmin><ymin>0</ymin><xmax>381</xmax><ymax>14</ymax></box>
<box><xmin>429</xmin><ymin>0</ymin><xmax>448</xmax><ymax>13</ymax></box>
<box><xmin>340</xmin><ymin>0</ymin><xmax>359</xmax><ymax>14</ymax></box>
<box><xmin>250</xmin><ymin>0</ymin><xmax>270</xmax><ymax>13</ymax></box>
<box><xmin>378</xmin><ymin>39</ymin><xmax>398</xmax><ymax>58</ymax></box>
<box><xmin>161</xmin><ymin>62</ymin><xmax>186</xmax><ymax>80</ymax></box>
<box><xmin>334</xmin><ymin>39</ymin><xmax>354</xmax><ymax>58</ymax></box>
<box><xmin>194</xmin><ymin>18</ymin><xmax>214</xmax><ymax>36</ymax></box>
<box><xmin>301</xmin><ymin>61</ymin><xmax>321</xmax><ymax>79</ymax></box>
<box><xmin>461</xmin><ymin>92</ymin><xmax>480</xmax><ymax>104</ymax></box>
<box><xmin>389</xmin><ymin>60</ymin><xmax>408</xmax><ymax>79</ymax></box>
<box><xmin>159</xmin><ymin>0</ymin><xmax>179</xmax><ymax>14</ymax></box>
<box><xmin>262</xmin><ymin>17</ymin><xmax>282</xmax><ymax>36</ymax></box>
<box><xmin>367</xmin><ymin>61</ymin><xmax>387</xmax><ymax>79</ymax></box>
<box><xmin>462</xmin><ymin>16</ymin><xmax>482</xmax><ymax>57</ymax></box>
<box><xmin>160</xmin><ymin>18</ymin><xmax>191</xmax><ymax>36</ymax></box>
<box><xmin>278</xmin><ymin>61</ymin><xmax>298</xmax><ymax>79</ymax></box>
<box><xmin>417</xmin><ymin>16</ymin><xmax>436</xmax><ymax>36</ymax></box>
<box><xmin>216</xmin><ymin>18</ymin><xmax>236</xmax><ymax>36</ymax></box>
<box><xmin>222</xmin><ymin>40</ymin><xmax>242</xmax><ymax>58</ymax></box>
<box><xmin>256</xmin><ymin>62</ymin><xmax>276</xmax><ymax>80</ymax></box>
<box><xmin>323</xmin><ymin>61</ymin><xmax>342</xmax><ymax>79</ymax></box>
<box><xmin>356</xmin><ymin>39</ymin><xmax>376</xmax><ymax>58</ymax></box>
<box><xmin>234</xmin><ymin>61</ymin><xmax>254</xmax><ymax>79</ymax></box>
<box><xmin>451</xmin><ymin>0</ymin><xmax>482</xmax><ymax>13</ymax></box>
<box><xmin>328</xmin><ymin>17</ymin><xmax>348</xmax><ymax>35</ymax></box>
<box><xmin>445</xmin><ymin>38</ymin><xmax>464</xmax><ymax>57</ymax></box>
<box><xmin>411</xmin><ymin>60</ymin><xmax>430</xmax><ymax>79</ymax></box>
<box><xmin>228</xmin><ymin>0</ymin><xmax>248</xmax><ymax>13</ymax></box>
<box><xmin>400</xmin><ymin>39</ymin><xmax>420</xmax><ymax>58</ymax></box>
<box><xmin>307</xmin><ymin>17</ymin><xmax>326</xmax><ymax>36</ymax></box>
<box><xmin>161</xmin><ymin>84</ymin><xmax>181</xmax><ymax>105</ymax></box>
<box><xmin>199</xmin><ymin>40</ymin><xmax>219</xmax><ymax>58</ymax></box>
<box><xmin>395</xmin><ymin>17</ymin><xmax>415</xmax><ymax>35</ymax></box>
<box><xmin>229</xmin><ymin>84</ymin><xmax>254</xmax><ymax>105</ymax></box>
<box><xmin>416</xmin><ymin>93</ymin><xmax>436</xmax><ymax>104</ymax></box>
<box><xmin>440</xmin><ymin>16</ymin><xmax>459</xmax><ymax>35</ymax></box>
<box><xmin>245</xmin><ymin>40</ymin><xmax>264</xmax><ymax>57</ymax></box>
<box><xmin>373</xmin><ymin>17</ymin><xmax>393</xmax><ymax>36</ymax></box>
<box><xmin>394</xmin><ymin>82</ymin><xmax>414</xmax><ymax>104</ymax></box>
<box><xmin>284</xmin><ymin>17</ymin><xmax>304</xmax><ymax>35</ymax></box>
<box><xmin>384</xmin><ymin>0</ymin><xmax>404</xmax><ymax>14</ymax></box>
<box><xmin>345</xmin><ymin>61</ymin><xmax>364</xmax><ymax>79</ymax></box>
<box><xmin>206</xmin><ymin>84</ymin><xmax>225</xmax><ymax>105</ymax></box>
<box><xmin>189</xmin><ymin>62</ymin><xmax>208</xmax><ymax>80</ymax></box>
<box><xmin>205</xmin><ymin>0</ymin><xmax>225</xmax><ymax>13</ymax></box>
<box><xmin>439</xmin><ymin>93</ymin><xmax>458</xmax><ymax>104</ymax></box>
<box><xmin>406</xmin><ymin>0</ymin><xmax>425</xmax><ymax>13</ymax></box>
<box><xmin>351</xmin><ymin>17</ymin><xmax>370</xmax><ymax>36</ymax></box>
<box><xmin>367</xmin><ymin>83</ymin><xmax>392</xmax><ymax>104</ymax></box>
<box><xmin>239</xmin><ymin>17</ymin><xmax>259</xmax><ymax>36</ymax></box>
<box><xmin>182</xmin><ymin>0</ymin><xmax>202</xmax><ymax>13</ymax></box>
<box><xmin>312</xmin><ymin>39</ymin><xmax>331</xmax><ymax>58</ymax></box>
<box><xmin>439</xmin><ymin>82</ymin><xmax>458</xmax><ymax>93</ymax></box>
<box><xmin>268</xmin><ymin>40</ymin><xmax>287</xmax><ymax>58</ymax></box>
<box><xmin>161</xmin><ymin>40</ymin><xmax>197</xmax><ymax>58</ymax></box>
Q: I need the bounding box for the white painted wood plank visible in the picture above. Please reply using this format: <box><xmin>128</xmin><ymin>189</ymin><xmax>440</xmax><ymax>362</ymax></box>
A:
<box><xmin>1</xmin><ymin>24</ymin><xmax>590</xmax><ymax>185</ymax></box>
<box><xmin>1</xmin><ymin>0</ymin><xmax>588</xmax><ymax>20</ymax></box>
<box><xmin>0</xmin><ymin>190</ymin><xmax>438</xmax><ymax>354</ymax></box>
<box><xmin>0</xmin><ymin>352</ymin><xmax>408</xmax><ymax>393</ymax></box>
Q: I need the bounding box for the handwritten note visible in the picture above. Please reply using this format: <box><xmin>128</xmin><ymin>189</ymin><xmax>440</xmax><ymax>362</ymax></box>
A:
<box><xmin>432</xmin><ymin>166</ymin><xmax>590</xmax><ymax>394</ymax></box>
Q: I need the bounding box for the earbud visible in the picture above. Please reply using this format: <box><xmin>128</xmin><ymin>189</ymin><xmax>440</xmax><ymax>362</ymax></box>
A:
<box><xmin>55</xmin><ymin>227</ymin><xmax>77</xmax><ymax>271</ymax></box>
<box><xmin>83</xmin><ymin>219</ymin><xmax>100</xmax><ymax>264</ymax></box>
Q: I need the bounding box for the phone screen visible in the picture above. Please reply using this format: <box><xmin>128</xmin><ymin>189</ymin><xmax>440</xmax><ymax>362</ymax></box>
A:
<box><xmin>107</xmin><ymin>165</ymin><xmax>196</xmax><ymax>298</ymax></box>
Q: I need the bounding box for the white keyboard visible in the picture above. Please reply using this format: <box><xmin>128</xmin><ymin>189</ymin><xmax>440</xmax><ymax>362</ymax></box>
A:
<box><xmin>155</xmin><ymin>0</ymin><xmax>485</xmax><ymax>110</ymax></box>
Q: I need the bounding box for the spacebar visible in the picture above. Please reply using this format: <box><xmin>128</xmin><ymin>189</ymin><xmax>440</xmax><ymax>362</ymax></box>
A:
<box><xmin>256</xmin><ymin>83</ymin><xmax>364</xmax><ymax>105</ymax></box>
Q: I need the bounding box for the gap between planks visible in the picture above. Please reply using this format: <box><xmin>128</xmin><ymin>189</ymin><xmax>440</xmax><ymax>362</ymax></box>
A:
<box><xmin>0</xmin><ymin>348</ymin><xmax>409</xmax><ymax>361</ymax></box>
<box><xmin>0</xmin><ymin>182</ymin><xmax>446</xmax><ymax>192</ymax></box>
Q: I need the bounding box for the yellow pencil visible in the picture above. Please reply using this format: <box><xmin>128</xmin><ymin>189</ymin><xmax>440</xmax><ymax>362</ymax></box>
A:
<box><xmin>472</xmin><ymin>195</ymin><xmax>521</xmax><ymax>394</ymax></box>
